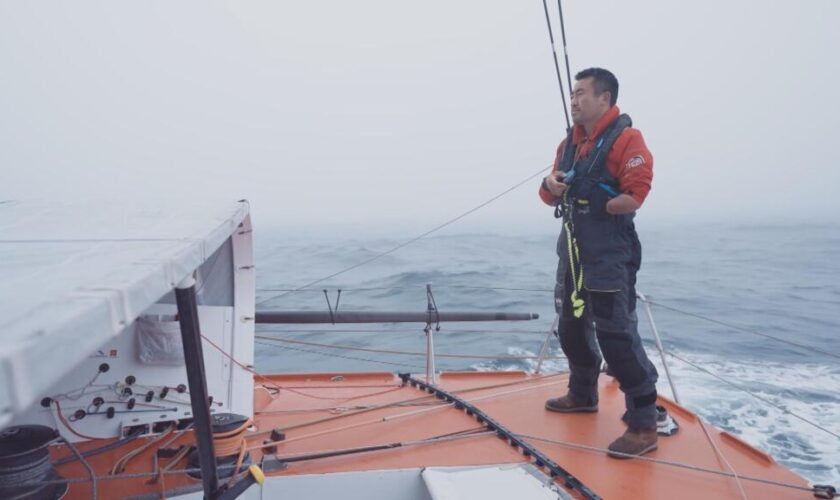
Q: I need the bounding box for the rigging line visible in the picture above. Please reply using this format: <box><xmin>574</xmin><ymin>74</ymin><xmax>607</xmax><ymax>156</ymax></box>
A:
<box><xmin>649</xmin><ymin>343</ymin><xmax>840</xmax><ymax>440</ymax></box>
<box><xmin>50</xmin><ymin>368</ymin><xmax>104</xmax><ymax>401</ymax></box>
<box><xmin>251</xmin><ymin>378</ymin><xmax>567</xmax><ymax>452</ymax></box>
<box><xmin>59</xmin><ymin>435</ymin><xmax>98</xmax><ymax>500</ymax></box>
<box><xmin>21</xmin><ymin>431</ymin><xmax>494</xmax><ymax>491</ymax></box>
<box><xmin>52</xmin><ymin>400</ymin><xmax>107</xmax><ymax>441</ymax></box>
<box><xmin>268</xmin><ymin>373</ymin><xmax>564</xmax><ymax>434</ymax></box>
<box><xmin>647</xmin><ymin>299</ymin><xmax>840</xmax><ymax>360</ymax></box>
<box><xmin>202</xmin><ymin>332</ymin><xmax>409</xmax><ymax>400</ymax></box>
<box><xmin>255</xmin><ymin>341</ymin><xmax>427</xmax><ymax>370</ymax></box>
<box><xmin>275</xmin><ymin>428</ymin><xmax>493</xmax><ymax>464</ymax></box>
<box><xmin>256</xmin><ymin>400</ymin><xmax>446</xmax><ymax>416</ymax></box>
<box><xmin>556</xmin><ymin>0</ymin><xmax>574</xmax><ymax>95</ymax></box>
<box><xmin>52</xmin><ymin>428</ymin><xmax>146</xmax><ymax>467</ymax></box>
<box><xmin>696</xmin><ymin>418</ymin><xmax>749</xmax><ymax>500</ymax></box>
<box><xmin>540</xmin><ymin>0</ymin><xmax>571</xmax><ymax>129</ymax></box>
<box><xmin>438</xmin><ymin>285</ymin><xmax>553</xmax><ymax>292</ymax></box>
<box><xmin>255</xmin><ymin>163</ymin><xmax>553</xmax><ymax>306</ymax></box>
<box><xmin>517</xmin><ymin>434</ymin><xmax>820</xmax><ymax>495</ymax></box>
<box><xmin>255</xmin><ymin>335</ymin><xmax>566</xmax><ymax>360</ymax></box>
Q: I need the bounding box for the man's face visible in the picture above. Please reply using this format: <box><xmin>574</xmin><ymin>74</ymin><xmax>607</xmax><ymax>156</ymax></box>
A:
<box><xmin>570</xmin><ymin>77</ymin><xmax>610</xmax><ymax>126</ymax></box>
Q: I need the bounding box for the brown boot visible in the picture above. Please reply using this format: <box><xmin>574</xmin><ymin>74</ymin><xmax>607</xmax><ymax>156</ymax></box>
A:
<box><xmin>544</xmin><ymin>393</ymin><xmax>598</xmax><ymax>413</ymax></box>
<box><xmin>607</xmin><ymin>427</ymin><xmax>658</xmax><ymax>459</ymax></box>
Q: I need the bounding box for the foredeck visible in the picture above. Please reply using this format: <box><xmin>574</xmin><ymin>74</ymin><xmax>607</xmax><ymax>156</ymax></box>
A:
<box><xmin>53</xmin><ymin>370</ymin><xmax>813</xmax><ymax>499</ymax></box>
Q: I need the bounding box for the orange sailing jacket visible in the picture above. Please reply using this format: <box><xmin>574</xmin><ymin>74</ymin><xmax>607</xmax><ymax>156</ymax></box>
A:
<box><xmin>539</xmin><ymin>106</ymin><xmax>653</xmax><ymax>207</ymax></box>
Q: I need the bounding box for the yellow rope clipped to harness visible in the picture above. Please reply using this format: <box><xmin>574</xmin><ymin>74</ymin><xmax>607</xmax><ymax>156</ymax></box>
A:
<box><xmin>561</xmin><ymin>191</ymin><xmax>586</xmax><ymax>318</ymax></box>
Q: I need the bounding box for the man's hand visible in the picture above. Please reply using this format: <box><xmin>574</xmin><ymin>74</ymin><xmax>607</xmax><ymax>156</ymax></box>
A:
<box><xmin>545</xmin><ymin>172</ymin><xmax>568</xmax><ymax>197</ymax></box>
<box><xmin>606</xmin><ymin>194</ymin><xmax>640</xmax><ymax>214</ymax></box>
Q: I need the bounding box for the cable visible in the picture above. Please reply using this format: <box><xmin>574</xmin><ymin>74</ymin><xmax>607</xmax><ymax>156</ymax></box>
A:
<box><xmin>259</xmin><ymin>373</ymin><xmax>563</xmax><ymax>436</ymax></box>
<box><xmin>50</xmin><ymin>370</ymin><xmax>105</xmax><ymax>402</ymax></box>
<box><xmin>275</xmin><ymin>428</ymin><xmax>491</xmax><ymax>464</ymax></box>
<box><xmin>696</xmin><ymin>418</ymin><xmax>748</xmax><ymax>499</ymax></box>
<box><xmin>250</xmin><ymin>377</ymin><xmax>566</xmax><ymax>453</ymax></box>
<box><xmin>20</xmin><ymin>428</ymin><xmax>833</xmax><ymax>499</ymax></box>
<box><xmin>540</xmin><ymin>0</ymin><xmax>571</xmax><ymax>129</ymax></box>
<box><xmin>647</xmin><ymin>299</ymin><xmax>840</xmax><ymax>360</ymax></box>
<box><xmin>201</xmin><ymin>332</ymin><xmax>412</xmax><ymax>399</ymax></box>
<box><xmin>518</xmin><ymin>434</ymin><xmax>820</xmax><ymax>495</ymax></box>
<box><xmin>111</xmin><ymin>424</ymin><xmax>177</xmax><ymax>475</ymax></box>
<box><xmin>13</xmin><ymin>430</ymin><xmax>492</xmax><ymax>495</ymax></box>
<box><xmin>556</xmin><ymin>0</ymin><xmax>573</xmax><ymax>96</ymax></box>
<box><xmin>255</xmin><ymin>164</ymin><xmax>553</xmax><ymax>306</ymax></box>
<box><xmin>59</xmin><ymin>436</ymin><xmax>97</xmax><ymax>500</ymax></box>
<box><xmin>53</xmin><ymin>427</ymin><xmax>145</xmax><ymax>466</ymax></box>
<box><xmin>256</xmin><ymin>335</ymin><xmax>564</xmax><ymax>361</ymax></box>
<box><xmin>52</xmin><ymin>400</ymin><xmax>105</xmax><ymax>441</ymax></box>
<box><xmin>255</xmin><ymin>341</ymin><xmax>426</xmax><ymax>371</ymax></box>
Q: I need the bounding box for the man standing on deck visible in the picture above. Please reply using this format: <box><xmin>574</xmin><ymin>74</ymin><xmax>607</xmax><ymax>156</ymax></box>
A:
<box><xmin>539</xmin><ymin>68</ymin><xmax>659</xmax><ymax>458</ymax></box>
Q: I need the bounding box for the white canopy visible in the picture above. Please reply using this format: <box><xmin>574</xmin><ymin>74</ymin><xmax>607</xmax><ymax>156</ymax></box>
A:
<box><xmin>0</xmin><ymin>200</ymin><xmax>250</xmax><ymax>425</ymax></box>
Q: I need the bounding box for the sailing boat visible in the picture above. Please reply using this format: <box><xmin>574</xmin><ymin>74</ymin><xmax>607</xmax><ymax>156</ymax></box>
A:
<box><xmin>1</xmin><ymin>200</ymin><xmax>835</xmax><ymax>499</ymax></box>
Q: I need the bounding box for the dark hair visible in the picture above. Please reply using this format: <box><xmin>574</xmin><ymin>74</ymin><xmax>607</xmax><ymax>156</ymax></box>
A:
<box><xmin>575</xmin><ymin>67</ymin><xmax>618</xmax><ymax>106</ymax></box>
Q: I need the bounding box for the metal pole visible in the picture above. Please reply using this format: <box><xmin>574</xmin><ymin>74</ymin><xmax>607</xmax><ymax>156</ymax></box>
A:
<box><xmin>425</xmin><ymin>323</ymin><xmax>436</xmax><ymax>384</ymax></box>
<box><xmin>535</xmin><ymin>314</ymin><xmax>560</xmax><ymax>374</ymax></box>
<box><xmin>255</xmin><ymin>310</ymin><xmax>539</xmax><ymax>324</ymax></box>
<box><xmin>175</xmin><ymin>275</ymin><xmax>219</xmax><ymax>498</ymax></box>
<box><xmin>637</xmin><ymin>292</ymin><xmax>680</xmax><ymax>404</ymax></box>
<box><xmin>425</xmin><ymin>284</ymin><xmax>437</xmax><ymax>385</ymax></box>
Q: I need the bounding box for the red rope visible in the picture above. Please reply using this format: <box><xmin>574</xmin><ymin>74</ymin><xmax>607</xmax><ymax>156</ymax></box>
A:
<box><xmin>200</xmin><ymin>333</ymin><xmax>395</xmax><ymax>401</ymax></box>
<box><xmin>53</xmin><ymin>400</ymin><xmax>104</xmax><ymax>440</ymax></box>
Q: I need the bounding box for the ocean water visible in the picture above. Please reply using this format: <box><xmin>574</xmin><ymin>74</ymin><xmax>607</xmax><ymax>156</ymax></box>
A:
<box><xmin>253</xmin><ymin>222</ymin><xmax>840</xmax><ymax>485</ymax></box>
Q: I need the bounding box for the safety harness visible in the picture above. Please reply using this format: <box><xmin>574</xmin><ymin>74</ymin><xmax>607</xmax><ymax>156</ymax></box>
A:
<box><xmin>554</xmin><ymin>114</ymin><xmax>632</xmax><ymax>318</ymax></box>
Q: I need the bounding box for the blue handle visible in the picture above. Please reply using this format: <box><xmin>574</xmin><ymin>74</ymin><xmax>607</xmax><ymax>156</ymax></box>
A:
<box><xmin>598</xmin><ymin>182</ymin><xmax>620</xmax><ymax>197</ymax></box>
<box><xmin>562</xmin><ymin>170</ymin><xmax>576</xmax><ymax>184</ymax></box>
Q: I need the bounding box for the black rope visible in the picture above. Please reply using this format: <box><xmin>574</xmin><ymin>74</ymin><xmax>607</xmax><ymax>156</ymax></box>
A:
<box><xmin>541</xmin><ymin>0</ymin><xmax>571</xmax><ymax>130</ymax></box>
<box><xmin>279</xmin><ymin>427</ymin><xmax>487</xmax><ymax>464</ymax></box>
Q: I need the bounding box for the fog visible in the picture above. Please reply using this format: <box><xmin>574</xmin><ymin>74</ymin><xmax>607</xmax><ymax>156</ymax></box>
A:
<box><xmin>2</xmin><ymin>1</ymin><xmax>838</xmax><ymax>234</ymax></box>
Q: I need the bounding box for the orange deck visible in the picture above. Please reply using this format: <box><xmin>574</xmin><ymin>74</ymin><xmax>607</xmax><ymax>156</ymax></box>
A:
<box><xmin>54</xmin><ymin>370</ymin><xmax>812</xmax><ymax>499</ymax></box>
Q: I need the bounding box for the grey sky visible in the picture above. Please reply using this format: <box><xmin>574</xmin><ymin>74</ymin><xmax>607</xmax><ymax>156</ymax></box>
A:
<box><xmin>1</xmin><ymin>1</ymin><xmax>838</xmax><ymax>232</ymax></box>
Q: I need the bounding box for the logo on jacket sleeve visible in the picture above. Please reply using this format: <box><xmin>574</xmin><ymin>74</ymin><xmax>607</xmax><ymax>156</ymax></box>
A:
<box><xmin>625</xmin><ymin>155</ymin><xmax>645</xmax><ymax>169</ymax></box>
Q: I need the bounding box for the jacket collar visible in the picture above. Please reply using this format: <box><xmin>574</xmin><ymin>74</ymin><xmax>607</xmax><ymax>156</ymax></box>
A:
<box><xmin>572</xmin><ymin>105</ymin><xmax>620</xmax><ymax>145</ymax></box>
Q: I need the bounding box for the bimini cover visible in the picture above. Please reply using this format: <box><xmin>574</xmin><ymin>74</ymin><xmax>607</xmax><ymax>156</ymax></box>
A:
<box><xmin>0</xmin><ymin>200</ymin><xmax>250</xmax><ymax>426</ymax></box>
